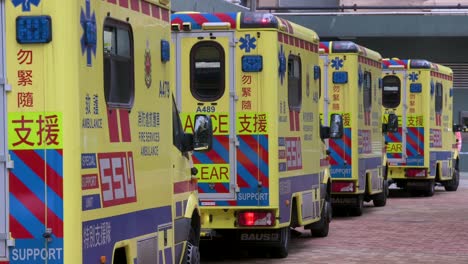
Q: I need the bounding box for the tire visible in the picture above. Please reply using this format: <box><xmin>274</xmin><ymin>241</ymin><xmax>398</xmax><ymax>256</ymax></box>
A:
<box><xmin>424</xmin><ymin>180</ymin><xmax>435</xmax><ymax>197</ymax></box>
<box><xmin>444</xmin><ymin>169</ymin><xmax>459</xmax><ymax>192</ymax></box>
<box><xmin>271</xmin><ymin>227</ymin><xmax>290</xmax><ymax>258</ymax></box>
<box><xmin>185</xmin><ymin>241</ymin><xmax>200</xmax><ymax>264</ymax></box>
<box><xmin>310</xmin><ymin>193</ymin><xmax>332</xmax><ymax>237</ymax></box>
<box><xmin>349</xmin><ymin>195</ymin><xmax>363</xmax><ymax>216</ymax></box>
<box><xmin>373</xmin><ymin>180</ymin><xmax>388</xmax><ymax>207</ymax></box>
<box><xmin>185</xmin><ymin>224</ymin><xmax>200</xmax><ymax>264</ymax></box>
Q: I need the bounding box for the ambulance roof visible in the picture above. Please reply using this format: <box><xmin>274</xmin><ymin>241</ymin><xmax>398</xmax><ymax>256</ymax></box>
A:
<box><xmin>382</xmin><ymin>58</ymin><xmax>453</xmax><ymax>75</ymax></box>
<box><xmin>319</xmin><ymin>41</ymin><xmax>382</xmax><ymax>61</ymax></box>
<box><xmin>171</xmin><ymin>12</ymin><xmax>319</xmax><ymax>43</ymax></box>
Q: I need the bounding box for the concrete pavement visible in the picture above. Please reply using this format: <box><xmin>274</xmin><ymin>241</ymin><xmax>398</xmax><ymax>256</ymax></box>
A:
<box><xmin>203</xmin><ymin>172</ymin><xmax>468</xmax><ymax>263</ymax></box>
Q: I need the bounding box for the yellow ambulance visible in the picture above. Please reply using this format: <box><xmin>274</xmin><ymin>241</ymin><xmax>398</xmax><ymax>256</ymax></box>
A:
<box><xmin>172</xmin><ymin>12</ymin><xmax>342</xmax><ymax>257</ymax></box>
<box><xmin>1</xmin><ymin>1</ymin><xmax>212</xmax><ymax>263</ymax></box>
<box><xmin>382</xmin><ymin>59</ymin><xmax>459</xmax><ymax>196</ymax></box>
<box><xmin>319</xmin><ymin>41</ymin><xmax>388</xmax><ymax>216</ymax></box>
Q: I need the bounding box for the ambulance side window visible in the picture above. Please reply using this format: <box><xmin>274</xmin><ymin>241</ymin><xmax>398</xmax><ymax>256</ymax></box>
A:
<box><xmin>190</xmin><ymin>42</ymin><xmax>225</xmax><ymax>101</ymax></box>
<box><xmin>435</xmin><ymin>82</ymin><xmax>443</xmax><ymax>113</ymax></box>
<box><xmin>103</xmin><ymin>18</ymin><xmax>134</xmax><ymax>109</ymax></box>
<box><xmin>288</xmin><ymin>55</ymin><xmax>302</xmax><ymax>111</ymax></box>
<box><xmin>382</xmin><ymin>75</ymin><xmax>401</xmax><ymax>108</ymax></box>
<box><xmin>363</xmin><ymin>71</ymin><xmax>372</xmax><ymax>111</ymax></box>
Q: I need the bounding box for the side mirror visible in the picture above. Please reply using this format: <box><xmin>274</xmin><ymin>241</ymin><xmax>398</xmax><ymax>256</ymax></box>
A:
<box><xmin>329</xmin><ymin>113</ymin><xmax>343</xmax><ymax>139</ymax></box>
<box><xmin>193</xmin><ymin>114</ymin><xmax>213</xmax><ymax>152</ymax></box>
<box><xmin>386</xmin><ymin>113</ymin><xmax>399</xmax><ymax>133</ymax></box>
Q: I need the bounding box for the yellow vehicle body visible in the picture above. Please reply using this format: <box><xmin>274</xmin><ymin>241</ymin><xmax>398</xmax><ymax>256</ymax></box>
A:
<box><xmin>382</xmin><ymin>59</ymin><xmax>459</xmax><ymax>195</ymax></box>
<box><xmin>171</xmin><ymin>12</ymin><xmax>332</xmax><ymax>257</ymax></box>
<box><xmin>1</xmin><ymin>1</ymin><xmax>204</xmax><ymax>263</ymax></box>
<box><xmin>319</xmin><ymin>41</ymin><xmax>387</xmax><ymax>215</ymax></box>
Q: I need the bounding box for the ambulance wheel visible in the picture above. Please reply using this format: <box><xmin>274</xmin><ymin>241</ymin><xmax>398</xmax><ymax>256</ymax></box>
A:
<box><xmin>444</xmin><ymin>169</ymin><xmax>459</xmax><ymax>192</ymax></box>
<box><xmin>423</xmin><ymin>180</ymin><xmax>435</xmax><ymax>197</ymax></box>
<box><xmin>185</xmin><ymin>241</ymin><xmax>200</xmax><ymax>264</ymax></box>
<box><xmin>271</xmin><ymin>227</ymin><xmax>290</xmax><ymax>258</ymax></box>
<box><xmin>310</xmin><ymin>195</ymin><xmax>332</xmax><ymax>237</ymax></box>
<box><xmin>349</xmin><ymin>195</ymin><xmax>363</xmax><ymax>216</ymax></box>
<box><xmin>373</xmin><ymin>180</ymin><xmax>388</xmax><ymax>207</ymax></box>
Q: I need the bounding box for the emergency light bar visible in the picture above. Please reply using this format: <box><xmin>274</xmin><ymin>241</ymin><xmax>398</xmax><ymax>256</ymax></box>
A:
<box><xmin>240</xmin><ymin>13</ymin><xmax>278</xmax><ymax>28</ymax></box>
<box><xmin>387</xmin><ymin>65</ymin><xmax>405</xmax><ymax>69</ymax></box>
<box><xmin>409</xmin><ymin>59</ymin><xmax>431</xmax><ymax>69</ymax></box>
<box><xmin>16</xmin><ymin>15</ymin><xmax>52</xmax><ymax>44</ymax></box>
<box><xmin>202</xmin><ymin>22</ymin><xmax>231</xmax><ymax>30</ymax></box>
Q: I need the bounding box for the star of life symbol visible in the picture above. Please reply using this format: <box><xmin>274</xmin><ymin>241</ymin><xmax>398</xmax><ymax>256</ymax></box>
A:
<box><xmin>331</xmin><ymin>57</ymin><xmax>344</xmax><ymax>70</ymax></box>
<box><xmin>239</xmin><ymin>34</ymin><xmax>257</xmax><ymax>53</ymax></box>
<box><xmin>409</xmin><ymin>72</ymin><xmax>419</xmax><ymax>82</ymax></box>
<box><xmin>12</xmin><ymin>0</ymin><xmax>41</xmax><ymax>12</ymax></box>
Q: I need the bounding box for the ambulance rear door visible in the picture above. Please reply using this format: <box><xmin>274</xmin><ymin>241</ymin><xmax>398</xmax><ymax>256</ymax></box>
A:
<box><xmin>174</xmin><ymin>31</ymin><xmax>237</xmax><ymax>201</ymax></box>
<box><xmin>0</xmin><ymin>0</ymin><xmax>7</xmax><ymax>259</ymax></box>
<box><xmin>382</xmin><ymin>69</ymin><xmax>408</xmax><ymax>165</ymax></box>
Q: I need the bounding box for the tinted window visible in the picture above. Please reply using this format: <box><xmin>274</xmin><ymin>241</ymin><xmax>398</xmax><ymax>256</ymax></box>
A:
<box><xmin>435</xmin><ymin>82</ymin><xmax>443</xmax><ymax>113</ymax></box>
<box><xmin>190</xmin><ymin>42</ymin><xmax>225</xmax><ymax>101</ymax></box>
<box><xmin>382</xmin><ymin>75</ymin><xmax>401</xmax><ymax>108</ymax></box>
<box><xmin>288</xmin><ymin>55</ymin><xmax>302</xmax><ymax>111</ymax></box>
<box><xmin>103</xmin><ymin>18</ymin><xmax>134</xmax><ymax>109</ymax></box>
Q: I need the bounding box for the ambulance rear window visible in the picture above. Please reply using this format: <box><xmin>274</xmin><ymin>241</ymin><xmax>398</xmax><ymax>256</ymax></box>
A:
<box><xmin>190</xmin><ymin>42</ymin><xmax>225</xmax><ymax>102</ymax></box>
<box><xmin>382</xmin><ymin>75</ymin><xmax>401</xmax><ymax>108</ymax></box>
<box><xmin>103</xmin><ymin>18</ymin><xmax>134</xmax><ymax>109</ymax></box>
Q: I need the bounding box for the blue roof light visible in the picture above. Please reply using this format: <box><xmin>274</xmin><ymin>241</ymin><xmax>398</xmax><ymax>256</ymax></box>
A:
<box><xmin>314</xmin><ymin>65</ymin><xmax>320</xmax><ymax>80</ymax></box>
<box><xmin>16</xmin><ymin>16</ymin><xmax>52</xmax><ymax>44</ymax></box>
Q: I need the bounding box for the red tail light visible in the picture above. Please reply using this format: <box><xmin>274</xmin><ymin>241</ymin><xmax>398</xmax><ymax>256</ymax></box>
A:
<box><xmin>238</xmin><ymin>211</ymin><xmax>275</xmax><ymax>227</ymax></box>
<box><xmin>406</xmin><ymin>168</ymin><xmax>427</xmax><ymax>177</ymax></box>
<box><xmin>332</xmin><ymin>181</ymin><xmax>355</xmax><ymax>193</ymax></box>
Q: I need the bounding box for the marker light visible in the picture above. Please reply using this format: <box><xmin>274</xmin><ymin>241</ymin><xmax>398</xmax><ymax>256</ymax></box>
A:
<box><xmin>406</xmin><ymin>168</ymin><xmax>427</xmax><ymax>177</ymax></box>
<box><xmin>238</xmin><ymin>211</ymin><xmax>275</xmax><ymax>227</ymax></box>
<box><xmin>242</xmin><ymin>55</ymin><xmax>263</xmax><ymax>72</ymax></box>
<box><xmin>16</xmin><ymin>16</ymin><xmax>52</xmax><ymax>44</ymax></box>
<box><xmin>161</xmin><ymin>40</ymin><xmax>170</xmax><ymax>62</ymax></box>
<box><xmin>314</xmin><ymin>65</ymin><xmax>321</xmax><ymax>80</ymax></box>
<box><xmin>333</xmin><ymin>71</ymin><xmax>348</xmax><ymax>84</ymax></box>
<box><xmin>332</xmin><ymin>181</ymin><xmax>355</xmax><ymax>193</ymax></box>
<box><xmin>410</xmin><ymin>83</ymin><xmax>422</xmax><ymax>93</ymax></box>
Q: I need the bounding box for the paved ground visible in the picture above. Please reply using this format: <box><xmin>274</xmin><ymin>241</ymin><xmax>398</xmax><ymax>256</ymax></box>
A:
<box><xmin>202</xmin><ymin>173</ymin><xmax>468</xmax><ymax>264</ymax></box>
